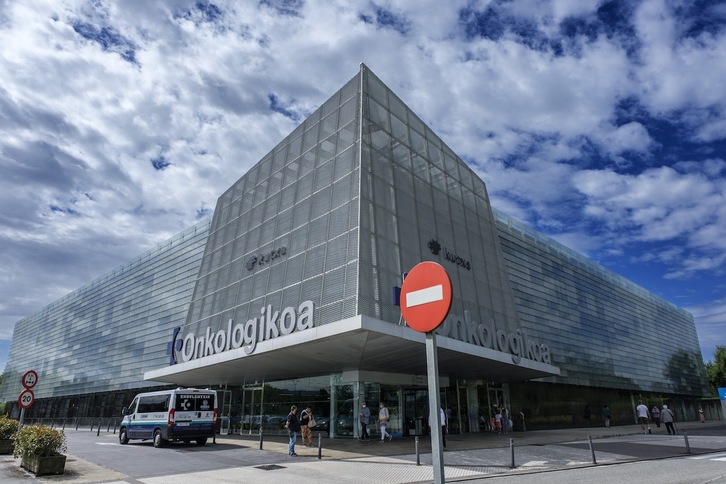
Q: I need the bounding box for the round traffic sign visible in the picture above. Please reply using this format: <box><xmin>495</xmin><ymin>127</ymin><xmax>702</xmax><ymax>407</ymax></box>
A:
<box><xmin>18</xmin><ymin>389</ymin><xmax>35</xmax><ymax>409</ymax></box>
<box><xmin>400</xmin><ymin>261</ymin><xmax>453</xmax><ymax>333</ymax></box>
<box><xmin>22</xmin><ymin>370</ymin><xmax>38</xmax><ymax>389</ymax></box>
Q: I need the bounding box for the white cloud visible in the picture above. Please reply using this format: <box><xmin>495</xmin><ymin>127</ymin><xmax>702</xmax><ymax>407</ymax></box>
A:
<box><xmin>0</xmin><ymin>0</ymin><xmax>725</xmax><ymax>367</ymax></box>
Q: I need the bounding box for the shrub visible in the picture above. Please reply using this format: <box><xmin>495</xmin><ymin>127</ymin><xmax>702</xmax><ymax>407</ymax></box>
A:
<box><xmin>13</xmin><ymin>425</ymin><xmax>67</xmax><ymax>458</ymax></box>
<box><xmin>0</xmin><ymin>415</ymin><xmax>19</xmax><ymax>440</ymax></box>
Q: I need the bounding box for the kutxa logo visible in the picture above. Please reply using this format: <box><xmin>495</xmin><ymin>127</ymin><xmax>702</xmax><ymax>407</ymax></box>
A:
<box><xmin>428</xmin><ymin>239</ymin><xmax>471</xmax><ymax>270</ymax></box>
<box><xmin>246</xmin><ymin>246</ymin><xmax>287</xmax><ymax>271</ymax></box>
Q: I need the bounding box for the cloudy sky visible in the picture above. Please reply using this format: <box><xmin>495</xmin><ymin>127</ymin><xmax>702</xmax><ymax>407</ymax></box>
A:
<box><xmin>1</xmin><ymin>0</ymin><xmax>724</xmax><ymax>372</ymax></box>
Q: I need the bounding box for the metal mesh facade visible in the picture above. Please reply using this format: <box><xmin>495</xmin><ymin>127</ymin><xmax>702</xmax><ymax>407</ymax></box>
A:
<box><xmin>495</xmin><ymin>210</ymin><xmax>708</xmax><ymax>395</ymax></box>
<box><xmin>357</xmin><ymin>68</ymin><xmax>522</xmax><ymax>334</ymax></box>
<box><xmin>183</xmin><ymin>73</ymin><xmax>362</xmax><ymax>339</ymax></box>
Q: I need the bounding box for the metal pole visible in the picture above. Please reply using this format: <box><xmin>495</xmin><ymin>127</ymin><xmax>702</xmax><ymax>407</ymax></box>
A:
<box><xmin>684</xmin><ymin>432</ymin><xmax>691</xmax><ymax>454</ymax></box>
<box><xmin>90</xmin><ymin>420</ymin><xmax>94</xmax><ymax>432</ymax></box>
<box><xmin>415</xmin><ymin>436</ymin><xmax>421</xmax><ymax>466</ymax></box>
<box><xmin>259</xmin><ymin>428</ymin><xmax>263</xmax><ymax>450</ymax></box>
<box><xmin>62</xmin><ymin>419</ymin><xmax>66</xmax><ymax>431</ymax></box>
<box><xmin>113</xmin><ymin>420</ymin><xmax>117</xmax><ymax>434</ymax></box>
<box><xmin>510</xmin><ymin>438</ymin><xmax>516</xmax><ymax>468</ymax></box>
<box><xmin>588</xmin><ymin>435</ymin><xmax>597</xmax><ymax>464</ymax></box>
<box><xmin>19</xmin><ymin>408</ymin><xmax>25</xmax><ymax>429</ymax></box>
<box><xmin>426</xmin><ymin>332</ymin><xmax>445</xmax><ymax>484</ymax></box>
<box><xmin>107</xmin><ymin>419</ymin><xmax>112</xmax><ymax>432</ymax></box>
<box><xmin>97</xmin><ymin>421</ymin><xmax>101</xmax><ymax>436</ymax></box>
<box><xmin>317</xmin><ymin>432</ymin><xmax>322</xmax><ymax>460</ymax></box>
<box><xmin>75</xmin><ymin>418</ymin><xmax>80</xmax><ymax>431</ymax></box>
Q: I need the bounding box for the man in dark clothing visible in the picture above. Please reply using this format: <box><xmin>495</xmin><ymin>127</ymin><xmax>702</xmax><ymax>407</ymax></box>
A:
<box><xmin>286</xmin><ymin>405</ymin><xmax>301</xmax><ymax>456</ymax></box>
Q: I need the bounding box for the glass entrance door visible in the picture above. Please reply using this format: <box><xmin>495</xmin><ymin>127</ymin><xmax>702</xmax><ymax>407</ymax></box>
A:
<box><xmin>241</xmin><ymin>386</ymin><xmax>263</xmax><ymax>434</ymax></box>
<box><xmin>219</xmin><ymin>390</ymin><xmax>232</xmax><ymax>435</ymax></box>
<box><xmin>403</xmin><ymin>389</ymin><xmax>428</xmax><ymax>436</ymax></box>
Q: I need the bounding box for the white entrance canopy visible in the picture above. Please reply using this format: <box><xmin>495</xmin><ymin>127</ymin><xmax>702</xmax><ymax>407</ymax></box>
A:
<box><xmin>144</xmin><ymin>316</ymin><xmax>560</xmax><ymax>387</ymax></box>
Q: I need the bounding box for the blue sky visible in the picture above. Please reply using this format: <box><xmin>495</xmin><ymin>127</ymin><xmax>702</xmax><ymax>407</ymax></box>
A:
<box><xmin>0</xmin><ymin>0</ymin><xmax>724</xmax><ymax>373</ymax></box>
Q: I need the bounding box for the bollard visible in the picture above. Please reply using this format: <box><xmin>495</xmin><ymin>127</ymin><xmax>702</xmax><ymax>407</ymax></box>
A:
<box><xmin>510</xmin><ymin>438</ymin><xmax>516</xmax><ymax>468</ymax></box>
<box><xmin>62</xmin><ymin>419</ymin><xmax>66</xmax><ymax>431</ymax></box>
<box><xmin>259</xmin><ymin>428</ymin><xmax>263</xmax><ymax>450</ymax></box>
<box><xmin>317</xmin><ymin>432</ymin><xmax>322</xmax><ymax>460</ymax></box>
<box><xmin>415</xmin><ymin>436</ymin><xmax>421</xmax><ymax>466</ymax></box>
<box><xmin>588</xmin><ymin>435</ymin><xmax>597</xmax><ymax>464</ymax></box>
<box><xmin>90</xmin><ymin>420</ymin><xmax>94</xmax><ymax>432</ymax></box>
<box><xmin>113</xmin><ymin>420</ymin><xmax>117</xmax><ymax>434</ymax></box>
<box><xmin>107</xmin><ymin>419</ymin><xmax>112</xmax><ymax>432</ymax></box>
<box><xmin>75</xmin><ymin>419</ymin><xmax>80</xmax><ymax>431</ymax></box>
<box><xmin>684</xmin><ymin>432</ymin><xmax>691</xmax><ymax>454</ymax></box>
<box><xmin>97</xmin><ymin>421</ymin><xmax>101</xmax><ymax>436</ymax></box>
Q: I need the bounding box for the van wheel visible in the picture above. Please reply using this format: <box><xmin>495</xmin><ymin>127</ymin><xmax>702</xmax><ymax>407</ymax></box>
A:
<box><xmin>196</xmin><ymin>438</ymin><xmax>207</xmax><ymax>446</ymax></box>
<box><xmin>153</xmin><ymin>429</ymin><xmax>165</xmax><ymax>448</ymax></box>
<box><xmin>119</xmin><ymin>428</ymin><xmax>129</xmax><ymax>445</ymax></box>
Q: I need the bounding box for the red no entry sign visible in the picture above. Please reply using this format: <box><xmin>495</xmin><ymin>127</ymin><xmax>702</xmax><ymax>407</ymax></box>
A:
<box><xmin>400</xmin><ymin>261</ymin><xmax>453</xmax><ymax>333</ymax></box>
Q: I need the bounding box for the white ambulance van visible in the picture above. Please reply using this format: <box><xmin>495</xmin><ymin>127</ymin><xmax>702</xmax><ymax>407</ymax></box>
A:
<box><xmin>119</xmin><ymin>388</ymin><xmax>217</xmax><ymax>447</ymax></box>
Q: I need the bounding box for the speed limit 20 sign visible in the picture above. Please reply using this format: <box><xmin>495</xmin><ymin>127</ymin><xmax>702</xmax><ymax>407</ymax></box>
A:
<box><xmin>18</xmin><ymin>389</ymin><xmax>35</xmax><ymax>409</ymax></box>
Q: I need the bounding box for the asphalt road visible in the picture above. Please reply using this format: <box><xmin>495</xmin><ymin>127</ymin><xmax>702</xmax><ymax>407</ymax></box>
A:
<box><xmin>1</xmin><ymin>422</ymin><xmax>724</xmax><ymax>483</ymax></box>
<box><xmin>477</xmin><ymin>454</ymin><xmax>726</xmax><ymax>484</ymax></box>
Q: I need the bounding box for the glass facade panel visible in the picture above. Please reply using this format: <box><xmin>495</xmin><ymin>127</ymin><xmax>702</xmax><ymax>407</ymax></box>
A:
<box><xmin>0</xmin><ymin>220</ymin><xmax>210</xmax><ymax>402</ymax></box>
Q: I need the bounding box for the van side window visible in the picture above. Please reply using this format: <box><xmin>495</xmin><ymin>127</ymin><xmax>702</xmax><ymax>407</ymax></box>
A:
<box><xmin>127</xmin><ymin>397</ymin><xmax>139</xmax><ymax>414</ymax></box>
<box><xmin>138</xmin><ymin>395</ymin><xmax>170</xmax><ymax>413</ymax></box>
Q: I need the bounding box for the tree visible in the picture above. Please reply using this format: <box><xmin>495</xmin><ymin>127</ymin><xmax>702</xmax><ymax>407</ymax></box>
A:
<box><xmin>705</xmin><ymin>345</ymin><xmax>726</xmax><ymax>395</ymax></box>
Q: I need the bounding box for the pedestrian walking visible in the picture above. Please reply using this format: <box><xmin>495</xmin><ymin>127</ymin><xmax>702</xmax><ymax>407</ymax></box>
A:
<box><xmin>300</xmin><ymin>405</ymin><xmax>313</xmax><ymax>446</ymax></box>
<box><xmin>636</xmin><ymin>401</ymin><xmax>651</xmax><ymax>434</ymax></box>
<box><xmin>439</xmin><ymin>406</ymin><xmax>447</xmax><ymax>449</ymax></box>
<box><xmin>378</xmin><ymin>402</ymin><xmax>392</xmax><ymax>443</ymax></box>
<box><xmin>285</xmin><ymin>405</ymin><xmax>301</xmax><ymax>456</ymax></box>
<box><xmin>602</xmin><ymin>405</ymin><xmax>611</xmax><ymax>428</ymax></box>
<box><xmin>359</xmin><ymin>402</ymin><xmax>370</xmax><ymax>440</ymax></box>
<box><xmin>650</xmin><ymin>405</ymin><xmax>661</xmax><ymax>427</ymax></box>
<box><xmin>661</xmin><ymin>405</ymin><xmax>676</xmax><ymax>435</ymax></box>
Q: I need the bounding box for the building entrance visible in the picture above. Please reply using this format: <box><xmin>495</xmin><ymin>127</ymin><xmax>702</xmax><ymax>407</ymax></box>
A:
<box><xmin>241</xmin><ymin>386</ymin><xmax>263</xmax><ymax>434</ymax></box>
<box><xmin>403</xmin><ymin>388</ymin><xmax>429</xmax><ymax>436</ymax></box>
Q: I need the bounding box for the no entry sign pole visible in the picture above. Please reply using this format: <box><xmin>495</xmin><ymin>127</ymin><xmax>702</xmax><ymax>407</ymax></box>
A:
<box><xmin>426</xmin><ymin>332</ymin><xmax>445</xmax><ymax>483</ymax></box>
<box><xmin>400</xmin><ymin>261</ymin><xmax>452</xmax><ymax>484</ymax></box>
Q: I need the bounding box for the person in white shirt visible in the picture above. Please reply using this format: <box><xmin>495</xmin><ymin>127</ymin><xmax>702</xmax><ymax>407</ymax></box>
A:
<box><xmin>439</xmin><ymin>406</ymin><xmax>447</xmax><ymax>449</ymax></box>
<box><xmin>378</xmin><ymin>402</ymin><xmax>392</xmax><ymax>443</ymax></box>
<box><xmin>636</xmin><ymin>401</ymin><xmax>651</xmax><ymax>434</ymax></box>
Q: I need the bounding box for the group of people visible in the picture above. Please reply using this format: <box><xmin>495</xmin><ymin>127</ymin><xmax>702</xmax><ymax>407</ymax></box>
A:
<box><xmin>286</xmin><ymin>401</ymin><xmax>399</xmax><ymax>455</ymax></box>
<box><xmin>284</xmin><ymin>405</ymin><xmax>315</xmax><ymax>456</ymax></box>
<box><xmin>359</xmin><ymin>401</ymin><xmax>448</xmax><ymax>447</ymax></box>
<box><xmin>357</xmin><ymin>401</ymin><xmax>394</xmax><ymax>443</ymax></box>
<box><xmin>489</xmin><ymin>405</ymin><xmax>513</xmax><ymax>434</ymax></box>
<box><xmin>366</xmin><ymin>401</ymin><xmax>395</xmax><ymax>443</ymax></box>
<box><xmin>635</xmin><ymin>401</ymin><xmax>677</xmax><ymax>434</ymax></box>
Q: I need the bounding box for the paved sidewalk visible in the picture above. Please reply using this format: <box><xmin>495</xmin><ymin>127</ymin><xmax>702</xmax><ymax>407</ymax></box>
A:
<box><xmin>1</xmin><ymin>420</ymin><xmax>724</xmax><ymax>483</ymax></box>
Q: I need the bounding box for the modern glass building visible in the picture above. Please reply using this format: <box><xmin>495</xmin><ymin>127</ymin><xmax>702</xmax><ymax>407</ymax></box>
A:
<box><xmin>0</xmin><ymin>65</ymin><xmax>708</xmax><ymax>436</ymax></box>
